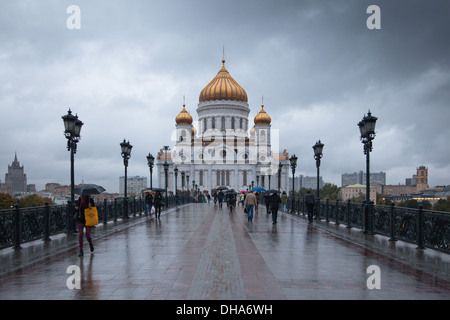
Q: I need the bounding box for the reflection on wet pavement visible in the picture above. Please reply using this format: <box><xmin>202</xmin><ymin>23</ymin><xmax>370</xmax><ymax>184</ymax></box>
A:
<box><xmin>0</xmin><ymin>203</ymin><xmax>449</xmax><ymax>300</ymax></box>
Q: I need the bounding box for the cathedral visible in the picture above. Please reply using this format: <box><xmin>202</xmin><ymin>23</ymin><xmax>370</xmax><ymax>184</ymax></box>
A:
<box><xmin>155</xmin><ymin>58</ymin><xmax>291</xmax><ymax>193</ymax></box>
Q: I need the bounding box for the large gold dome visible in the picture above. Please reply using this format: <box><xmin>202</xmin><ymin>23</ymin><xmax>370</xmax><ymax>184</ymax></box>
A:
<box><xmin>175</xmin><ymin>105</ymin><xmax>193</xmax><ymax>125</ymax></box>
<box><xmin>254</xmin><ymin>104</ymin><xmax>271</xmax><ymax>125</ymax></box>
<box><xmin>199</xmin><ymin>60</ymin><xmax>248</xmax><ymax>103</ymax></box>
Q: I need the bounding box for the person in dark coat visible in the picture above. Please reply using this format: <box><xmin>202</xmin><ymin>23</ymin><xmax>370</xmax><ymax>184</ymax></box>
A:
<box><xmin>305</xmin><ymin>190</ymin><xmax>315</xmax><ymax>223</ymax></box>
<box><xmin>145</xmin><ymin>193</ymin><xmax>153</xmax><ymax>215</ymax></box>
<box><xmin>75</xmin><ymin>195</ymin><xmax>95</xmax><ymax>256</ymax></box>
<box><xmin>217</xmin><ymin>190</ymin><xmax>224</xmax><ymax>209</ymax></box>
<box><xmin>270</xmin><ymin>192</ymin><xmax>282</xmax><ymax>224</ymax></box>
<box><xmin>154</xmin><ymin>192</ymin><xmax>163</xmax><ymax>219</ymax></box>
<box><xmin>264</xmin><ymin>193</ymin><xmax>271</xmax><ymax>214</ymax></box>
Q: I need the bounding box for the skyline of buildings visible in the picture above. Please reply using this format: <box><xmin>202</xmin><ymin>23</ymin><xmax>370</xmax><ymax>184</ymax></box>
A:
<box><xmin>0</xmin><ymin>153</ymin><xmax>443</xmax><ymax>194</ymax></box>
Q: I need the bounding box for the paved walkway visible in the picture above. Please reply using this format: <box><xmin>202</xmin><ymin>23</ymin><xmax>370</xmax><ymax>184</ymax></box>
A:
<box><xmin>0</xmin><ymin>203</ymin><xmax>449</xmax><ymax>300</ymax></box>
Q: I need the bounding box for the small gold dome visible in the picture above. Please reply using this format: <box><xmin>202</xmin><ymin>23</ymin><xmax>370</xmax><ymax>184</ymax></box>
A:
<box><xmin>191</xmin><ymin>126</ymin><xmax>197</xmax><ymax>137</ymax></box>
<box><xmin>175</xmin><ymin>105</ymin><xmax>193</xmax><ymax>125</ymax></box>
<box><xmin>199</xmin><ymin>59</ymin><xmax>248</xmax><ymax>103</ymax></box>
<box><xmin>250</xmin><ymin>125</ymin><xmax>255</xmax><ymax>136</ymax></box>
<box><xmin>254</xmin><ymin>104</ymin><xmax>271</xmax><ymax>125</ymax></box>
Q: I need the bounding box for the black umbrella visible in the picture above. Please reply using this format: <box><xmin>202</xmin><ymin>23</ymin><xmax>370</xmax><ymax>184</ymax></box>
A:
<box><xmin>216</xmin><ymin>186</ymin><xmax>228</xmax><ymax>190</ymax></box>
<box><xmin>73</xmin><ymin>184</ymin><xmax>106</xmax><ymax>196</ymax></box>
<box><xmin>144</xmin><ymin>187</ymin><xmax>166</xmax><ymax>192</ymax></box>
<box><xmin>265</xmin><ymin>189</ymin><xmax>280</xmax><ymax>194</ymax></box>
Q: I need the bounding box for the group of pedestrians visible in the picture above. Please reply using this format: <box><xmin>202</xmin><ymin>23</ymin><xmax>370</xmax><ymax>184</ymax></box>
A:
<box><xmin>144</xmin><ymin>191</ymin><xmax>163</xmax><ymax>219</ymax></box>
<box><xmin>245</xmin><ymin>190</ymin><xmax>288</xmax><ymax>224</ymax></box>
<box><xmin>74</xmin><ymin>189</ymin><xmax>315</xmax><ymax>257</ymax></box>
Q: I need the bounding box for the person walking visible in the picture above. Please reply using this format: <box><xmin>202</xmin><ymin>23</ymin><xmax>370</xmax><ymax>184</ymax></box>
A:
<box><xmin>145</xmin><ymin>192</ymin><xmax>153</xmax><ymax>215</ymax></box>
<box><xmin>271</xmin><ymin>192</ymin><xmax>282</xmax><ymax>224</ymax></box>
<box><xmin>175</xmin><ymin>193</ymin><xmax>180</xmax><ymax>206</ymax></box>
<box><xmin>75</xmin><ymin>195</ymin><xmax>95</xmax><ymax>257</ymax></box>
<box><xmin>281</xmin><ymin>191</ymin><xmax>288</xmax><ymax>213</ymax></box>
<box><xmin>154</xmin><ymin>191</ymin><xmax>163</xmax><ymax>219</ymax></box>
<box><xmin>264</xmin><ymin>192</ymin><xmax>271</xmax><ymax>214</ymax></box>
<box><xmin>217</xmin><ymin>190</ymin><xmax>224</xmax><ymax>209</ymax></box>
<box><xmin>305</xmin><ymin>190</ymin><xmax>315</xmax><ymax>223</ymax></box>
<box><xmin>245</xmin><ymin>190</ymin><xmax>257</xmax><ymax>221</ymax></box>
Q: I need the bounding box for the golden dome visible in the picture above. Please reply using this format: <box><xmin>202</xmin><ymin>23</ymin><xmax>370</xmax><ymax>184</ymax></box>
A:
<box><xmin>175</xmin><ymin>104</ymin><xmax>193</xmax><ymax>125</ymax></box>
<box><xmin>250</xmin><ymin>125</ymin><xmax>255</xmax><ymax>136</ymax></box>
<box><xmin>199</xmin><ymin>59</ymin><xmax>248</xmax><ymax>103</ymax></box>
<box><xmin>191</xmin><ymin>125</ymin><xmax>197</xmax><ymax>137</ymax></box>
<box><xmin>254</xmin><ymin>104</ymin><xmax>271</xmax><ymax>125</ymax></box>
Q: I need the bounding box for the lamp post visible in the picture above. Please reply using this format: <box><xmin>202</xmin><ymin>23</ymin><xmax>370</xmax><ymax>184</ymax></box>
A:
<box><xmin>181</xmin><ymin>171</ymin><xmax>185</xmax><ymax>192</ymax></box>
<box><xmin>174</xmin><ymin>167</ymin><xmax>178</xmax><ymax>194</ymax></box>
<box><xmin>289</xmin><ymin>154</ymin><xmax>298</xmax><ymax>213</ymax></box>
<box><xmin>62</xmin><ymin>109</ymin><xmax>83</xmax><ymax>234</ymax></box>
<box><xmin>120</xmin><ymin>139</ymin><xmax>133</xmax><ymax>219</ymax></box>
<box><xmin>277</xmin><ymin>162</ymin><xmax>282</xmax><ymax>192</ymax></box>
<box><xmin>163</xmin><ymin>146</ymin><xmax>170</xmax><ymax>207</ymax></box>
<box><xmin>313</xmin><ymin>140</ymin><xmax>324</xmax><ymax>199</ymax></box>
<box><xmin>186</xmin><ymin>174</ymin><xmax>190</xmax><ymax>196</ymax></box>
<box><xmin>358</xmin><ymin>110</ymin><xmax>378</xmax><ymax>234</ymax></box>
<box><xmin>146</xmin><ymin>153</ymin><xmax>154</xmax><ymax>189</ymax></box>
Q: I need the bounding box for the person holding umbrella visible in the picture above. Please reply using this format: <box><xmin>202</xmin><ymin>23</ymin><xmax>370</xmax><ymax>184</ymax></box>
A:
<box><xmin>154</xmin><ymin>191</ymin><xmax>163</xmax><ymax>219</ymax></box>
<box><xmin>73</xmin><ymin>184</ymin><xmax>105</xmax><ymax>257</ymax></box>
<box><xmin>270</xmin><ymin>191</ymin><xmax>282</xmax><ymax>224</ymax></box>
<box><xmin>75</xmin><ymin>194</ymin><xmax>95</xmax><ymax>257</ymax></box>
<box><xmin>145</xmin><ymin>192</ymin><xmax>153</xmax><ymax>215</ymax></box>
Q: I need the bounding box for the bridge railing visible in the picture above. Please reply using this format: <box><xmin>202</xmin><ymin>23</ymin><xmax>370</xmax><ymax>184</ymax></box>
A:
<box><xmin>0</xmin><ymin>194</ymin><xmax>195</xmax><ymax>250</ymax></box>
<box><xmin>287</xmin><ymin>197</ymin><xmax>450</xmax><ymax>254</ymax></box>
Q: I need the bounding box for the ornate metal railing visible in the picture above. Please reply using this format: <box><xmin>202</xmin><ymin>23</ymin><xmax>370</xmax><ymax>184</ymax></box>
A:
<box><xmin>0</xmin><ymin>194</ymin><xmax>195</xmax><ymax>250</ymax></box>
<box><xmin>287</xmin><ymin>197</ymin><xmax>450</xmax><ymax>254</ymax></box>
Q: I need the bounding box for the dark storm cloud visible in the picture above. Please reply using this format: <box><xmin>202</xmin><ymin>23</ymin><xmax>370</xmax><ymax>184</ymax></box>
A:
<box><xmin>0</xmin><ymin>0</ymin><xmax>449</xmax><ymax>192</ymax></box>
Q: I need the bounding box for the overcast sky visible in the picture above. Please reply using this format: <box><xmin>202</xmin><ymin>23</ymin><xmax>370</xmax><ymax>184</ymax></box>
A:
<box><xmin>1</xmin><ymin>0</ymin><xmax>449</xmax><ymax>193</ymax></box>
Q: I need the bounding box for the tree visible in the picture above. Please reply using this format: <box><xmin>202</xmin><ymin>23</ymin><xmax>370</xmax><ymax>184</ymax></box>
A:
<box><xmin>18</xmin><ymin>194</ymin><xmax>54</xmax><ymax>207</ymax></box>
<box><xmin>0</xmin><ymin>193</ymin><xmax>17</xmax><ymax>210</ymax></box>
<box><xmin>321</xmin><ymin>183</ymin><xmax>340</xmax><ymax>201</ymax></box>
<box><xmin>433</xmin><ymin>199</ymin><xmax>450</xmax><ymax>212</ymax></box>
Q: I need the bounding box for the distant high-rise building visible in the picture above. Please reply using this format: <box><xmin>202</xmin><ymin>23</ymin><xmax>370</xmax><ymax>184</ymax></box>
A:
<box><xmin>119</xmin><ymin>176</ymin><xmax>147</xmax><ymax>195</ymax></box>
<box><xmin>341</xmin><ymin>171</ymin><xmax>385</xmax><ymax>187</ymax></box>
<box><xmin>289</xmin><ymin>175</ymin><xmax>325</xmax><ymax>191</ymax></box>
<box><xmin>2</xmin><ymin>153</ymin><xmax>28</xmax><ymax>194</ymax></box>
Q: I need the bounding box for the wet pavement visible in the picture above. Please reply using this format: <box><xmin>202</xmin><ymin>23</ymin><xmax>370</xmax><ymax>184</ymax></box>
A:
<box><xmin>0</xmin><ymin>203</ymin><xmax>449</xmax><ymax>300</ymax></box>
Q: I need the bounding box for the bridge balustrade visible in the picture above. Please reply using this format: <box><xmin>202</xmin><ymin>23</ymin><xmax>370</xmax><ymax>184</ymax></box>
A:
<box><xmin>0</xmin><ymin>195</ymin><xmax>195</xmax><ymax>250</ymax></box>
<box><xmin>286</xmin><ymin>197</ymin><xmax>449</xmax><ymax>254</ymax></box>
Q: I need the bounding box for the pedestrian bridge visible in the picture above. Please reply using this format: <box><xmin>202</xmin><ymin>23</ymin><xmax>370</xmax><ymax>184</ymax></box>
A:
<box><xmin>0</xmin><ymin>203</ymin><xmax>449</xmax><ymax>300</ymax></box>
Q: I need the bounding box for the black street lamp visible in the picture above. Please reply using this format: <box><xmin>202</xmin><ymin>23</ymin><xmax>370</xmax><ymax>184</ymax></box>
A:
<box><xmin>174</xmin><ymin>167</ymin><xmax>178</xmax><ymax>194</ymax></box>
<box><xmin>277</xmin><ymin>162</ymin><xmax>282</xmax><ymax>192</ymax></box>
<box><xmin>313</xmin><ymin>140</ymin><xmax>324</xmax><ymax>199</ymax></box>
<box><xmin>181</xmin><ymin>171</ymin><xmax>185</xmax><ymax>191</ymax></box>
<box><xmin>163</xmin><ymin>146</ymin><xmax>170</xmax><ymax>207</ymax></box>
<box><xmin>146</xmin><ymin>153</ymin><xmax>154</xmax><ymax>189</ymax></box>
<box><xmin>186</xmin><ymin>174</ymin><xmax>190</xmax><ymax>195</ymax></box>
<box><xmin>358</xmin><ymin>110</ymin><xmax>378</xmax><ymax>234</ymax></box>
<box><xmin>62</xmin><ymin>109</ymin><xmax>83</xmax><ymax>234</ymax></box>
<box><xmin>289</xmin><ymin>154</ymin><xmax>298</xmax><ymax>213</ymax></box>
<box><xmin>120</xmin><ymin>139</ymin><xmax>133</xmax><ymax>219</ymax></box>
